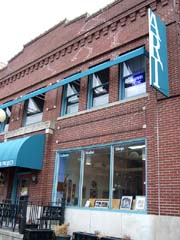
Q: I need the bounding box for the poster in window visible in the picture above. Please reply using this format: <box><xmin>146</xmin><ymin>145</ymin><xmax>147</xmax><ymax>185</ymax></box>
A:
<box><xmin>135</xmin><ymin>196</ymin><xmax>146</xmax><ymax>210</ymax></box>
<box><xmin>120</xmin><ymin>196</ymin><xmax>133</xmax><ymax>210</ymax></box>
<box><xmin>94</xmin><ymin>200</ymin><xmax>109</xmax><ymax>208</ymax></box>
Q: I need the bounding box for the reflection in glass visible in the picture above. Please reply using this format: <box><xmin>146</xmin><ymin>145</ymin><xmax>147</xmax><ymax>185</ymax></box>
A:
<box><xmin>113</xmin><ymin>142</ymin><xmax>146</xmax><ymax>209</ymax></box>
<box><xmin>82</xmin><ymin>147</ymin><xmax>110</xmax><ymax>207</ymax></box>
<box><xmin>64</xmin><ymin>80</ymin><xmax>80</xmax><ymax>115</ymax></box>
<box><xmin>122</xmin><ymin>55</ymin><xmax>146</xmax><ymax>98</ymax></box>
<box><xmin>56</xmin><ymin>151</ymin><xmax>81</xmax><ymax>206</ymax></box>
<box><xmin>89</xmin><ymin>67</ymin><xmax>109</xmax><ymax>108</ymax></box>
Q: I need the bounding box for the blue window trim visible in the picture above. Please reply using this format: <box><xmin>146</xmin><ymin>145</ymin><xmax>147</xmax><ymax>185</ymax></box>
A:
<box><xmin>87</xmin><ymin>75</ymin><xmax>93</xmax><ymax>109</ymax></box>
<box><xmin>87</xmin><ymin>66</ymin><xmax>109</xmax><ymax>109</ymax></box>
<box><xmin>61</xmin><ymin>79</ymin><xmax>80</xmax><ymax>116</ymax></box>
<box><xmin>120</xmin><ymin>55</ymin><xmax>146</xmax><ymax>100</ymax></box>
<box><xmin>0</xmin><ymin>46</ymin><xmax>146</xmax><ymax>110</ymax></box>
<box><xmin>51</xmin><ymin>152</ymin><xmax>60</xmax><ymax>202</ymax></box>
<box><xmin>52</xmin><ymin>137</ymin><xmax>147</xmax><ymax>213</ymax></box>
<box><xmin>61</xmin><ymin>84</ymin><xmax>68</xmax><ymax>116</ymax></box>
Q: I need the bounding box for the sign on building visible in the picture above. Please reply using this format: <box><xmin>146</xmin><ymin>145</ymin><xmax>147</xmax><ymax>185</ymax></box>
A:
<box><xmin>148</xmin><ymin>8</ymin><xmax>169</xmax><ymax>97</ymax></box>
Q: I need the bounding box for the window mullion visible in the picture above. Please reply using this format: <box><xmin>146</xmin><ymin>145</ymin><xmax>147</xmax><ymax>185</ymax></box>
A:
<box><xmin>78</xmin><ymin>150</ymin><xmax>85</xmax><ymax>207</ymax></box>
<box><xmin>109</xmin><ymin>145</ymin><xmax>114</xmax><ymax>209</ymax></box>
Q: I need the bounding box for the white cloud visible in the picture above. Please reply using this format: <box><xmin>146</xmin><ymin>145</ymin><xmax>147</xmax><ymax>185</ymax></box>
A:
<box><xmin>0</xmin><ymin>0</ymin><xmax>113</xmax><ymax>63</ymax></box>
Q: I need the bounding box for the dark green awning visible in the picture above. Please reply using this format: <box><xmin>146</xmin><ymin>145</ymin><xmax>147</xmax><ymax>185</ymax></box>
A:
<box><xmin>0</xmin><ymin>134</ymin><xmax>45</xmax><ymax>170</ymax></box>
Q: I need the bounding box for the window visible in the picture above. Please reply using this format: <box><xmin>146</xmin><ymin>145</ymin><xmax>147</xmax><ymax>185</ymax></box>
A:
<box><xmin>113</xmin><ymin>142</ymin><xmax>146</xmax><ymax>209</ymax></box>
<box><xmin>61</xmin><ymin>80</ymin><xmax>80</xmax><ymax>115</ymax></box>
<box><xmin>56</xmin><ymin>152</ymin><xmax>81</xmax><ymax>206</ymax></box>
<box><xmin>23</xmin><ymin>94</ymin><xmax>45</xmax><ymax>126</ymax></box>
<box><xmin>54</xmin><ymin>139</ymin><xmax>146</xmax><ymax>211</ymax></box>
<box><xmin>83</xmin><ymin>147</ymin><xmax>110</xmax><ymax>206</ymax></box>
<box><xmin>0</xmin><ymin>106</ymin><xmax>11</xmax><ymax>133</ymax></box>
<box><xmin>121</xmin><ymin>55</ymin><xmax>146</xmax><ymax>99</ymax></box>
<box><xmin>88</xmin><ymin>67</ymin><xmax>109</xmax><ymax>108</ymax></box>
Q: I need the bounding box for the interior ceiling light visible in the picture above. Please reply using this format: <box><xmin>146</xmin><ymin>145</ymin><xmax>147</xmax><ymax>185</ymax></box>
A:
<box><xmin>128</xmin><ymin>145</ymin><xmax>145</xmax><ymax>150</ymax></box>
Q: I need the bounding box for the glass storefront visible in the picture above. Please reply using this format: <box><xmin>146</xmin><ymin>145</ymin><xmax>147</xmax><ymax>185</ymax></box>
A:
<box><xmin>55</xmin><ymin>139</ymin><xmax>146</xmax><ymax>211</ymax></box>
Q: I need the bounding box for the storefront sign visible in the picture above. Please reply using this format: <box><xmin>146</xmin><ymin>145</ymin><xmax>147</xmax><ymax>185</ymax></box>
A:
<box><xmin>148</xmin><ymin>9</ymin><xmax>169</xmax><ymax>97</ymax></box>
<box><xmin>0</xmin><ymin>160</ymin><xmax>14</xmax><ymax>167</ymax></box>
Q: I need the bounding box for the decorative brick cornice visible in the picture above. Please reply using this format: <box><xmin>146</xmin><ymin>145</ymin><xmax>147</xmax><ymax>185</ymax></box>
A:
<box><xmin>0</xmin><ymin>0</ymin><xmax>169</xmax><ymax>89</ymax></box>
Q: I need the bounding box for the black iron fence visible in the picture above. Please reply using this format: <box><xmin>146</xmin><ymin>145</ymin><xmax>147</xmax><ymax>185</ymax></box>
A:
<box><xmin>0</xmin><ymin>199</ymin><xmax>65</xmax><ymax>234</ymax></box>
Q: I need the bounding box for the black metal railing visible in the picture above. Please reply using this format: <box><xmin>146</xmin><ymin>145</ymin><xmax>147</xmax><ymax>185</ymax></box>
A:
<box><xmin>0</xmin><ymin>199</ymin><xmax>65</xmax><ymax>234</ymax></box>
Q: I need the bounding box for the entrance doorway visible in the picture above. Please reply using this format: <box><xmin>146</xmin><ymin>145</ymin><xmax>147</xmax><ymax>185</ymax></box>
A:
<box><xmin>17</xmin><ymin>174</ymin><xmax>30</xmax><ymax>201</ymax></box>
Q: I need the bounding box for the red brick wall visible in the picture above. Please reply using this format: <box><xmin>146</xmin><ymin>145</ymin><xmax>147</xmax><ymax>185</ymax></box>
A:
<box><xmin>0</xmin><ymin>0</ymin><xmax>179</xmax><ymax>216</ymax></box>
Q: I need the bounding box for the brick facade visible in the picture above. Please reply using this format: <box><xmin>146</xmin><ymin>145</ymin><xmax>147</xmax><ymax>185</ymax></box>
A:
<box><xmin>0</xmin><ymin>0</ymin><xmax>180</xmax><ymax>219</ymax></box>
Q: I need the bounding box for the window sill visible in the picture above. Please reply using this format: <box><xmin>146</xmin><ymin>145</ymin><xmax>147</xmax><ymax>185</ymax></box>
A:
<box><xmin>57</xmin><ymin>93</ymin><xmax>149</xmax><ymax>120</ymax></box>
<box><xmin>65</xmin><ymin>206</ymin><xmax>147</xmax><ymax>214</ymax></box>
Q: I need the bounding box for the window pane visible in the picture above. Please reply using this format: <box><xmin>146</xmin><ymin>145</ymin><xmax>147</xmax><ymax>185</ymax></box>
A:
<box><xmin>67</xmin><ymin>80</ymin><xmax>80</xmax><ymax>97</ymax></box>
<box><xmin>122</xmin><ymin>55</ymin><xmax>146</xmax><ymax>98</ymax></box>
<box><xmin>82</xmin><ymin>147</ymin><xmax>110</xmax><ymax>207</ymax></box>
<box><xmin>66</xmin><ymin>103</ymin><xmax>79</xmax><ymax>114</ymax></box>
<box><xmin>92</xmin><ymin>69</ymin><xmax>109</xmax><ymax>88</ymax></box>
<box><xmin>23</xmin><ymin>94</ymin><xmax>44</xmax><ymax>126</ymax></box>
<box><xmin>113</xmin><ymin>142</ymin><xmax>146</xmax><ymax>210</ymax></box>
<box><xmin>89</xmin><ymin>68</ymin><xmax>109</xmax><ymax>108</ymax></box>
<box><xmin>123</xmin><ymin>55</ymin><xmax>144</xmax><ymax>78</ymax></box>
<box><xmin>56</xmin><ymin>152</ymin><xmax>81</xmax><ymax>206</ymax></box>
<box><xmin>92</xmin><ymin>93</ymin><xmax>109</xmax><ymax>107</ymax></box>
<box><xmin>64</xmin><ymin>80</ymin><xmax>80</xmax><ymax>115</ymax></box>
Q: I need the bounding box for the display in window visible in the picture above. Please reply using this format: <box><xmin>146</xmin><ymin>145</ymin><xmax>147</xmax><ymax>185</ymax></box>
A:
<box><xmin>94</xmin><ymin>200</ymin><xmax>109</xmax><ymax>208</ymax></box>
<box><xmin>135</xmin><ymin>196</ymin><xmax>146</xmax><ymax>211</ymax></box>
<box><xmin>120</xmin><ymin>196</ymin><xmax>133</xmax><ymax>210</ymax></box>
<box><xmin>55</xmin><ymin>140</ymin><xmax>146</xmax><ymax>211</ymax></box>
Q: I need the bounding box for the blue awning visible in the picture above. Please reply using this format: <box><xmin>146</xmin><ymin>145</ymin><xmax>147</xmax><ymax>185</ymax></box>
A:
<box><xmin>0</xmin><ymin>134</ymin><xmax>45</xmax><ymax>170</ymax></box>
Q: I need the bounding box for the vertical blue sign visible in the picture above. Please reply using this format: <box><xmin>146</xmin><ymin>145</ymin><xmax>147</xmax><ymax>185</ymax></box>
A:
<box><xmin>148</xmin><ymin>9</ymin><xmax>169</xmax><ymax>97</ymax></box>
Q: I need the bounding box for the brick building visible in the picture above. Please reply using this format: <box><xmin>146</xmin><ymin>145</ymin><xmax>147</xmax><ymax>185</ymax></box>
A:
<box><xmin>0</xmin><ymin>0</ymin><xmax>180</xmax><ymax>239</ymax></box>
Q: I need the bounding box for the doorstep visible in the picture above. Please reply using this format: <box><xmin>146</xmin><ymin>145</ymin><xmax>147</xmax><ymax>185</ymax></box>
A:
<box><xmin>0</xmin><ymin>228</ymin><xmax>23</xmax><ymax>240</ymax></box>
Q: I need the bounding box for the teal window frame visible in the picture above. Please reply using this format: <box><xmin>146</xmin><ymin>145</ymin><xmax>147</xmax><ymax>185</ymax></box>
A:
<box><xmin>87</xmin><ymin>65</ymin><xmax>109</xmax><ymax>109</ymax></box>
<box><xmin>22</xmin><ymin>94</ymin><xmax>45</xmax><ymax>126</ymax></box>
<box><xmin>61</xmin><ymin>79</ymin><xmax>80</xmax><ymax>116</ymax></box>
<box><xmin>1</xmin><ymin>47</ymin><xmax>147</xmax><ymax>111</ymax></box>
<box><xmin>120</xmin><ymin>54</ymin><xmax>146</xmax><ymax>100</ymax></box>
<box><xmin>52</xmin><ymin>138</ymin><xmax>147</xmax><ymax>213</ymax></box>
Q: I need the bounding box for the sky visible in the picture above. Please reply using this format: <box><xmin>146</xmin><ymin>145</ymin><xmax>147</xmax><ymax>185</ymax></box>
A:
<box><xmin>0</xmin><ymin>0</ymin><xmax>114</xmax><ymax>64</ymax></box>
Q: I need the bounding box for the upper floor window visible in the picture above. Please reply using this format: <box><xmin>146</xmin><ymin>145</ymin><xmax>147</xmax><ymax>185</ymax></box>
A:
<box><xmin>120</xmin><ymin>55</ymin><xmax>146</xmax><ymax>99</ymax></box>
<box><xmin>61</xmin><ymin>80</ymin><xmax>80</xmax><ymax>116</ymax></box>
<box><xmin>0</xmin><ymin>106</ymin><xmax>11</xmax><ymax>133</ymax></box>
<box><xmin>23</xmin><ymin>94</ymin><xmax>45</xmax><ymax>126</ymax></box>
<box><xmin>88</xmin><ymin>67</ymin><xmax>109</xmax><ymax>108</ymax></box>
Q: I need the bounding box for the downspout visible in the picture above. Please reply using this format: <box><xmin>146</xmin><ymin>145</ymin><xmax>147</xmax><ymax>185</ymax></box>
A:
<box><xmin>156</xmin><ymin>100</ymin><xmax>161</xmax><ymax>215</ymax></box>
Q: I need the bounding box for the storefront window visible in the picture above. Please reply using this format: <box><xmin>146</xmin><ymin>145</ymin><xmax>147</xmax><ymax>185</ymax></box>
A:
<box><xmin>56</xmin><ymin>151</ymin><xmax>81</xmax><ymax>206</ymax></box>
<box><xmin>55</xmin><ymin>139</ymin><xmax>146</xmax><ymax>211</ymax></box>
<box><xmin>113</xmin><ymin>142</ymin><xmax>146</xmax><ymax>210</ymax></box>
<box><xmin>82</xmin><ymin>147</ymin><xmax>110</xmax><ymax>207</ymax></box>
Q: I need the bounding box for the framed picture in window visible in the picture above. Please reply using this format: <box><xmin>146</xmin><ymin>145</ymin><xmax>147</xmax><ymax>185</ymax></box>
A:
<box><xmin>135</xmin><ymin>196</ymin><xmax>146</xmax><ymax>210</ymax></box>
<box><xmin>94</xmin><ymin>200</ymin><xmax>109</xmax><ymax>208</ymax></box>
<box><xmin>120</xmin><ymin>196</ymin><xmax>133</xmax><ymax>210</ymax></box>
